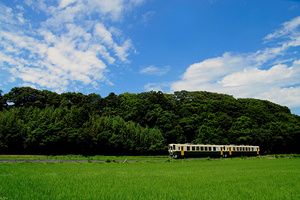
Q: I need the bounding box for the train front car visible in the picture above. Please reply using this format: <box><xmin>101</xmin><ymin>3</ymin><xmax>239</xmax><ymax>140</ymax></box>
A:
<box><xmin>168</xmin><ymin>143</ymin><xmax>260</xmax><ymax>159</ymax></box>
<box><xmin>168</xmin><ymin>144</ymin><xmax>181</xmax><ymax>159</ymax></box>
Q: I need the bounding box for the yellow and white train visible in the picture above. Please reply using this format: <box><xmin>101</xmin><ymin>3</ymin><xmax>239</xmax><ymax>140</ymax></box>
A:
<box><xmin>168</xmin><ymin>143</ymin><xmax>259</xmax><ymax>158</ymax></box>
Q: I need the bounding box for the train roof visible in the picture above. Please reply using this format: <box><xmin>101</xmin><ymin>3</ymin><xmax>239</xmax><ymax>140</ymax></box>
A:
<box><xmin>168</xmin><ymin>143</ymin><xmax>259</xmax><ymax>147</ymax></box>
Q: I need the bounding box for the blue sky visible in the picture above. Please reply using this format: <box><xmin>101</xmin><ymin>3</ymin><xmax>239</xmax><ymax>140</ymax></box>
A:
<box><xmin>1</xmin><ymin>0</ymin><xmax>300</xmax><ymax>115</ymax></box>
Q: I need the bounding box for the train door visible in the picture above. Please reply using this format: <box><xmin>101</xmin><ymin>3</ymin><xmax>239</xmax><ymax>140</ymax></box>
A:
<box><xmin>181</xmin><ymin>146</ymin><xmax>184</xmax><ymax>156</ymax></box>
<box><xmin>222</xmin><ymin>146</ymin><xmax>227</xmax><ymax>158</ymax></box>
<box><xmin>229</xmin><ymin>147</ymin><xmax>232</xmax><ymax>156</ymax></box>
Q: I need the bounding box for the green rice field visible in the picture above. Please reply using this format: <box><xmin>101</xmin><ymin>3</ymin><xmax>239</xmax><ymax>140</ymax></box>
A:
<box><xmin>0</xmin><ymin>157</ymin><xmax>299</xmax><ymax>199</ymax></box>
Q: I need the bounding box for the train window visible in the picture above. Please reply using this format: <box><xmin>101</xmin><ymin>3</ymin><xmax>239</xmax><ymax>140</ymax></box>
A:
<box><xmin>196</xmin><ymin>147</ymin><xmax>199</xmax><ymax>151</ymax></box>
<box><xmin>192</xmin><ymin>146</ymin><xmax>195</xmax><ymax>151</ymax></box>
<box><xmin>187</xmin><ymin>146</ymin><xmax>190</xmax><ymax>151</ymax></box>
<box><xmin>205</xmin><ymin>147</ymin><xmax>208</xmax><ymax>151</ymax></box>
<box><xmin>213</xmin><ymin>147</ymin><xmax>216</xmax><ymax>151</ymax></box>
<box><xmin>233</xmin><ymin>147</ymin><xmax>235</xmax><ymax>151</ymax></box>
<box><xmin>201</xmin><ymin>147</ymin><xmax>204</xmax><ymax>151</ymax></box>
<box><xmin>208</xmin><ymin>147</ymin><xmax>211</xmax><ymax>151</ymax></box>
<box><xmin>173</xmin><ymin>145</ymin><xmax>175</xmax><ymax>150</ymax></box>
<box><xmin>178</xmin><ymin>147</ymin><xmax>180</xmax><ymax>150</ymax></box>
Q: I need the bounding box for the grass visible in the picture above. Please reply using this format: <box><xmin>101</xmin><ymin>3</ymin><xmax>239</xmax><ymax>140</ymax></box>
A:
<box><xmin>0</xmin><ymin>157</ymin><xmax>299</xmax><ymax>199</ymax></box>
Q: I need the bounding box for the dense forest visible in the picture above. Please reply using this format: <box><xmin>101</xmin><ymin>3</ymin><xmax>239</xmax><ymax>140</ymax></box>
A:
<box><xmin>0</xmin><ymin>87</ymin><xmax>299</xmax><ymax>155</ymax></box>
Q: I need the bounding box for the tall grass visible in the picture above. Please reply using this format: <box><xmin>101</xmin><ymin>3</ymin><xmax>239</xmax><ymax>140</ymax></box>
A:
<box><xmin>0</xmin><ymin>158</ymin><xmax>299</xmax><ymax>199</ymax></box>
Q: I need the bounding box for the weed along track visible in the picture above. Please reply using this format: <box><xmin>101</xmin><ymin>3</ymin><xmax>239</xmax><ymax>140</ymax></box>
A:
<box><xmin>0</xmin><ymin>155</ymin><xmax>171</xmax><ymax>163</ymax></box>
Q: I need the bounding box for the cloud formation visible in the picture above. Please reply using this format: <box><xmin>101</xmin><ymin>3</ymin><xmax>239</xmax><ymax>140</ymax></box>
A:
<box><xmin>140</xmin><ymin>65</ymin><xmax>170</xmax><ymax>76</ymax></box>
<box><xmin>0</xmin><ymin>0</ymin><xmax>143</xmax><ymax>92</ymax></box>
<box><xmin>171</xmin><ymin>16</ymin><xmax>300</xmax><ymax>108</ymax></box>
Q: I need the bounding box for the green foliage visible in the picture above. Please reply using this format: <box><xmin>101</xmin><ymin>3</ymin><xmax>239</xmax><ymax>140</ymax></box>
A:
<box><xmin>0</xmin><ymin>87</ymin><xmax>299</xmax><ymax>155</ymax></box>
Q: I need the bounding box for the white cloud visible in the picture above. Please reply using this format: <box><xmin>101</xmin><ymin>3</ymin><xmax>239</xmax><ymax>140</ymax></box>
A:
<box><xmin>94</xmin><ymin>23</ymin><xmax>133</xmax><ymax>62</ymax></box>
<box><xmin>171</xmin><ymin>52</ymin><xmax>246</xmax><ymax>91</ymax></box>
<box><xmin>87</xmin><ymin>0</ymin><xmax>145</xmax><ymax>21</ymax></box>
<box><xmin>170</xmin><ymin>16</ymin><xmax>300</xmax><ymax>108</ymax></box>
<box><xmin>113</xmin><ymin>39</ymin><xmax>134</xmax><ymax>62</ymax></box>
<box><xmin>264</xmin><ymin>16</ymin><xmax>300</xmax><ymax>41</ymax></box>
<box><xmin>94</xmin><ymin>23</ymin><xmax>115</xmax><ymax>47</ymax></box>
<box><xmin>0</xmin><ymin>0</ymin><xmax>142</xmax><ymax>92</ymax></box>
<box><xmin>255</xmin><ymin>86</ymin><xmax>300</xmax><ymax>108</ymax></box>
<box><xmin>140</xmin><ymin>65</ymin><xmax>170</xmax><ymax>76</ymax></box>
<box><xmin>141</xmin><ymin>11</ymin><xmax>156</xmax><ymax>25</ymax></box>
<box><xmin>144</xmin><ymin>82</ymin><xmax>171</xmax><ymax>92</ymax></box>
<box><xmin>219</xmin><ymin>64</ymin><xmax>293</xmax><ymax>87</ymax></box>
<box><xmin>58</xmin><ymin>0</ymin><xmax>77</xmax><ymax>9</ymax></box>
<box><xmin>22</xmin><ymin>83</ymin><xmax>37</xmax><ymax>89</ymax></box>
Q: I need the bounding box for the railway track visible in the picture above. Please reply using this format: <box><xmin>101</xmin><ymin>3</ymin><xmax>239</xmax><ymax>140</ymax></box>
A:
<box><xmin>0</xmin><ymin>157</ymin><xmax>222</xmax><ymax>163</ymax></box>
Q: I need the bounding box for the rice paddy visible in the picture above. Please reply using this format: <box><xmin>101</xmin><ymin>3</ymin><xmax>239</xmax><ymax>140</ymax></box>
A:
<box><xmin>0</xmin><ymin>157</ymin><xmax>299</xmax><ymax>199</ymax></box>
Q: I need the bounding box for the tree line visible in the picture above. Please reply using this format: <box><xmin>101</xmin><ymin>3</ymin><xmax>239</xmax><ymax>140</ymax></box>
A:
<box><xmin>0</xmin><ymin>87</ymin><xmax>299</xmax><ymax>155</ymax></box>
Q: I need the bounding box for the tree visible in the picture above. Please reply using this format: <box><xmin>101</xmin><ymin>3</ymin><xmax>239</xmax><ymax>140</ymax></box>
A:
<box><xmin>3</xmin><ymin>87</ymin><xmax>54</xmax><ymax>108</ymax></box>
<box><xmin>0</xmin><ymin>90</ymin><xmax>4</xmax><ymax>110</ymax></box>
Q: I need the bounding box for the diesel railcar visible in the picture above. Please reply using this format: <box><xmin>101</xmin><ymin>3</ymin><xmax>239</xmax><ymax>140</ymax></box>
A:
<box><xmin>168</xmin><ymin>143</ymin><xmax>259</xmax><ymax>158</ymax></box>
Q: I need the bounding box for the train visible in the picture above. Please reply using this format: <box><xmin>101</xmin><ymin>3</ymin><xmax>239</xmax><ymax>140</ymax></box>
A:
<box><xmin>168</xmin><ymin>143</ymin><xmax>259</xmax><ymax>158</ymax></box>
